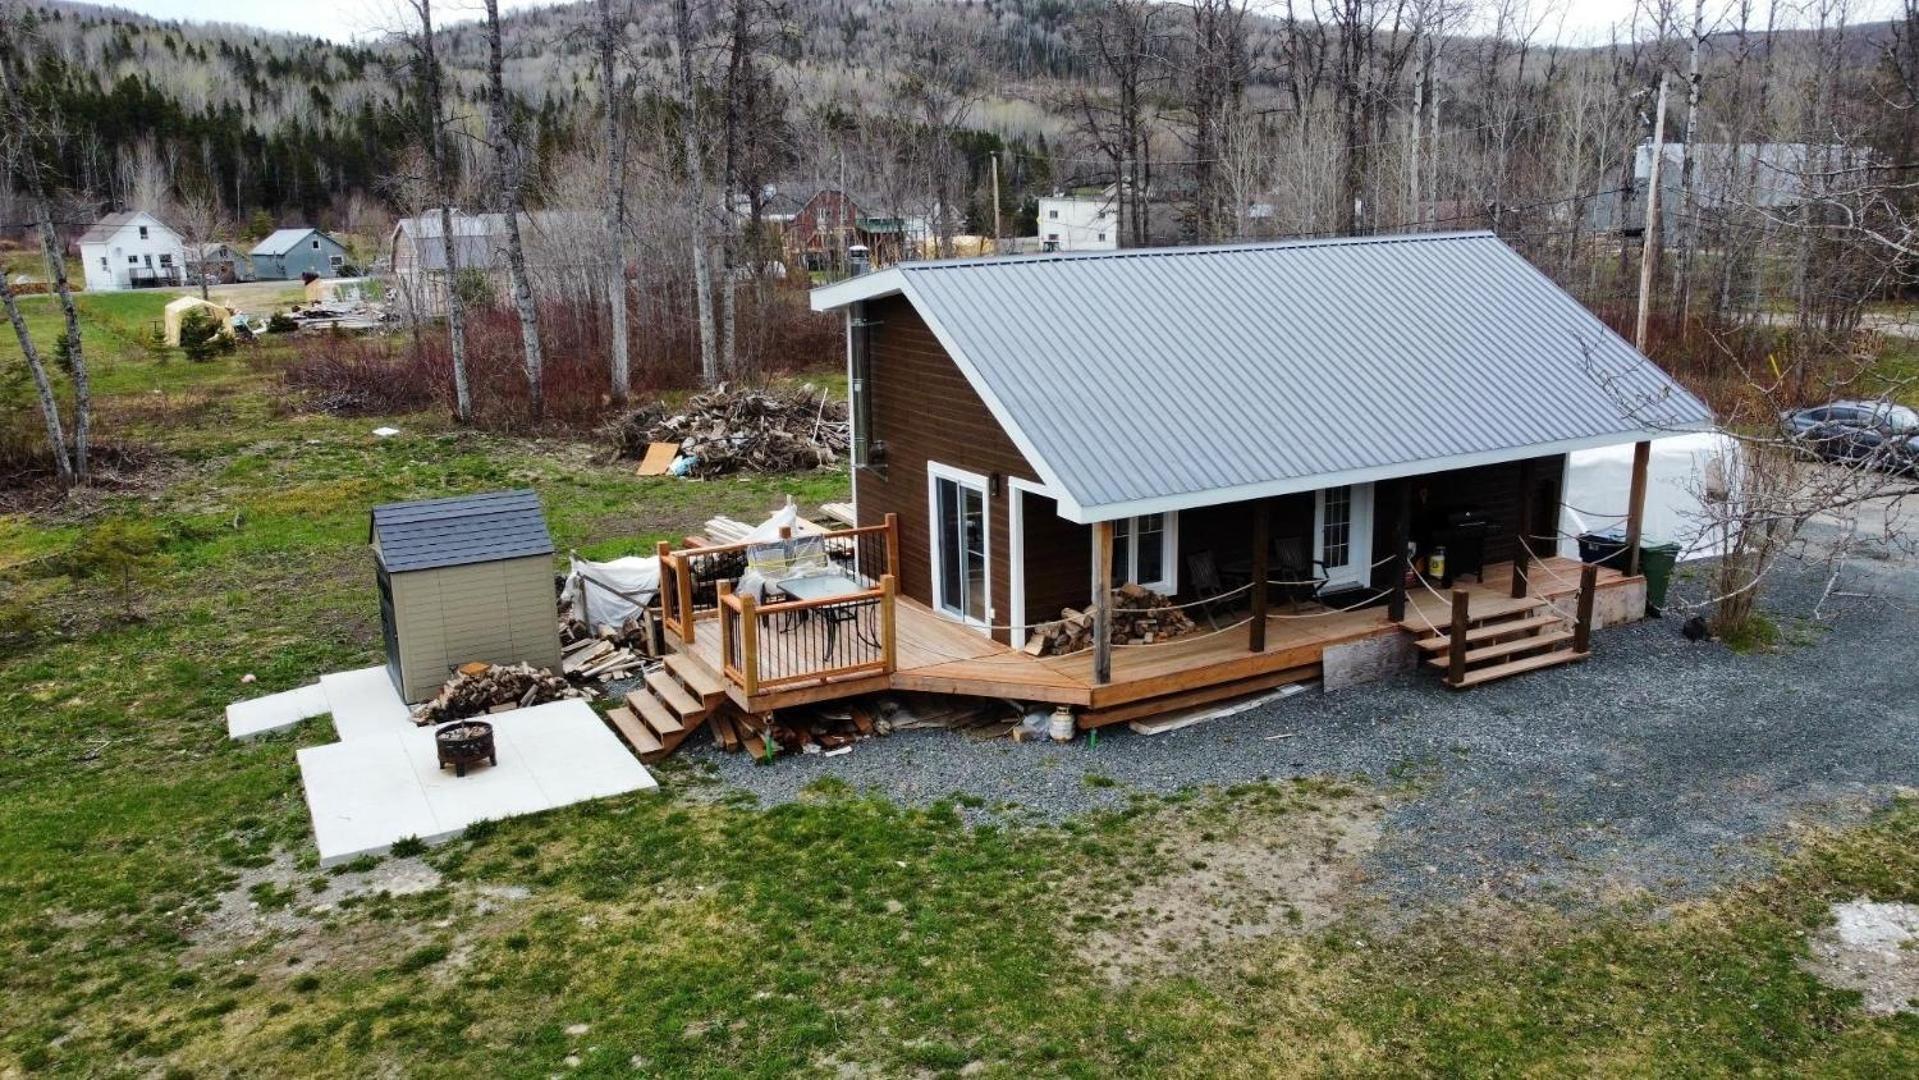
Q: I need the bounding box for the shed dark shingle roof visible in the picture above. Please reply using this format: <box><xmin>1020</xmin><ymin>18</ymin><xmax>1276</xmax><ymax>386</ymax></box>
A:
<box><xmin>370</xmin><ymin>490</ymin><xmax>554</xmax><ymax>573</ymax></box>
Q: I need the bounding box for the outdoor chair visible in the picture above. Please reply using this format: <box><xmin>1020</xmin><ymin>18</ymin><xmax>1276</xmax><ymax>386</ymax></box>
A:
<box><xmin>1272</xmin><ymin>536</ymin><xmax>1328</xmax><ymax>613</ymax></box>
<box><xmin>1183</xmin><ymin>550</ymin><xmax>1233</xmax><ymax>629</ymax></box>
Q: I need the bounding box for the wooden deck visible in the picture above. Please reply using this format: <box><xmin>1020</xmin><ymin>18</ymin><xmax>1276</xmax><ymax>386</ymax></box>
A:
<box><xmin>674</xmin><ymin>555</ymin><xmax>1641</xmax><ymax>719</ymax></box>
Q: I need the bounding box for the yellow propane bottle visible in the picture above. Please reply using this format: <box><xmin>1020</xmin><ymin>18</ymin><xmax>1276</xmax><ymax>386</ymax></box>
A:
<box><xmin>1429</xmin><ymin>546</ymin><xmax>1447</xmax><ymax>581</ymax></box>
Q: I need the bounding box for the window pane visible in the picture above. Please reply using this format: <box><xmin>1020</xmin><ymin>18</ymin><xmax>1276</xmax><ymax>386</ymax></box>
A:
<box><xmin>962</xmin><ymin>486</ymin><xmax>986</xmax><ymax>620</ymax></box>
<box><xmin>1136</xmin><ymin>514</ymin><xmax>1164</xmax><ymax>585</ymax></box>
<box><xmin>1109</xmin><ymin>519</ymin><xmax>1131</xmax><ymax>587</ymax></box>
<box><xmin>1323</xmin><ymin>487</ymin><xmax>1351</xmax><ymax>567</ymax></box>
<box><xmin>937</xmin><ymin>479</ymin><xmax>961</xmax><ymax>615</ymax></box>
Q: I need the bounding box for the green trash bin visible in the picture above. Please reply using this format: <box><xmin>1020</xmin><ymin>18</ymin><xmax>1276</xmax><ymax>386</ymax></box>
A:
<box><xmin>1638</xmin><ymin>542</ymin><xmax>1681</xmax><ymax>616</ymax></box>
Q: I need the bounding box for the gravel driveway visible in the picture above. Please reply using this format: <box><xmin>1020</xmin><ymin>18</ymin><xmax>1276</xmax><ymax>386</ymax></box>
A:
<box><xmin>693</xmin><ymin>523</ymin><xmax>1919</xmax><ymax>908</ymax></box>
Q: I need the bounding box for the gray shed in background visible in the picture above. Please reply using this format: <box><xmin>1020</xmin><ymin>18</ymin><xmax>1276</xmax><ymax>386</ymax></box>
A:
<box><xmin>370</xmin><ymin>490</ymin><xmax>561</xmax><ymax>702</ymax></box>
<box><xmin>251</xmin><ymin>227</ymin><xmax>351</xmax><ymax>281</ymax></box>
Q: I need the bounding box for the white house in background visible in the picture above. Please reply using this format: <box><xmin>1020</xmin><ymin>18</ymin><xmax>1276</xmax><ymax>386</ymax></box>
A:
<box><xmin>78</xmin><ymin>210</ymin><xmax>186</xmax><ymax>291</ymax></box>
<box><xmin>1035</xmin><ymin>193</ymin><xmax>1119</xmax><ymax>252</ymax></box>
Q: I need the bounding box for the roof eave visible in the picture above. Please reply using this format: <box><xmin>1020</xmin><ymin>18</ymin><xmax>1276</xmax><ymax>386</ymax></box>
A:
<box><xmin>1058</xmin><ymin>423</ymin><xmax>1714</xmax><ymax>524</ymax></box>
<box><xmin>810</xmin><ymin>267</ymin><xmax>907</xmax><ymax>311</ymax></box>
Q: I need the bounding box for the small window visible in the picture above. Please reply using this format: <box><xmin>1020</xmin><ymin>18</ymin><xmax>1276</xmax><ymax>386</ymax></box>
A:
<box><xmin>1106</xmin><ymin>513</ymin><xmax>1177</xmax><ymax>594</ymax></box>
<box><xmin>312</xmin><ymin>239</ymin><xmax>320</xmax><ymax>250</ymax></box>
<box><xmin>99</xmin><ymin>256</ymin><xmax>107</xmax><ymax>269</ymax></box>
<box><xmin>1097</xmin><ymin>233</ymin><xmax>1106</xmax><ymax>242</ymax></box>
<box><xmin>1046</xmin><ymin>233</ymin><xmax>1059</xmax><ymax>242</ymax></box>
<box><xmin>329</xmin><ymin>254</ymin><xmax>345</xmax><ymax>268</ymax></box>
<box><xmin>1047</xmin><ymin>209</ymin><xmax>1058</xmax><ymax>220</ymax></box>
<box><xmin>158</xmin><ymin>254</ymin><xmax>173</xmax><ymax>267</ymax></box>
<box><xmin>128</xmin><ymin>256</ymin><xmax>139</xmax><ymax>265</ymax></box>
<box><xmin>138</xmin><ymin>225</ymin><xmax>148</xmax><ymax>239</ymax></box>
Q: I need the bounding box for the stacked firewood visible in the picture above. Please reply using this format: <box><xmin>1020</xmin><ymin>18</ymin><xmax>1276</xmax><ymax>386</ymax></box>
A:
<box><xmin>412</xmin><ymin>662</ymin><xmax>584</xmax><ymax>725</ymax></box>
<box><xmin>611</xmin><ymin>383</ymin><xmax>849</xmax><ymax>476</ymax></box>
<box><xmin>1025</xmin><ymin>583</ymin><xmax>1198</xmax><ymax>656</ymax></box>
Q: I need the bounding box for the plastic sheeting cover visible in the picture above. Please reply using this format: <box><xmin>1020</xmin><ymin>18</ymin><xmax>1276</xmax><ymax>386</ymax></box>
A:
<box><xmin>1557</xmin><ymin>431</ymin><xmax>1739</xmax><ymax>563</ymax></box>
<box><xmin>564</xmin><ymin>555</ymin><xmax>660</xmax><ymax>632</ymax></box>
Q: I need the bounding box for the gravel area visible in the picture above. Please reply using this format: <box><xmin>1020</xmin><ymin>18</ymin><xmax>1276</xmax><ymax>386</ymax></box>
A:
<box><xmin>687</xmin><ymin>525</ymin><xmax>1919</xmax><ymax>908</ymax></box>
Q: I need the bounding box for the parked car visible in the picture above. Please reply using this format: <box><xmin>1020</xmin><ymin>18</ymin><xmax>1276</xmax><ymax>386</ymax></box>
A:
<box><xmin>1781</xmin><ymin>400</ymin><xmax>1919</xmax><ymax>471</ymax></box>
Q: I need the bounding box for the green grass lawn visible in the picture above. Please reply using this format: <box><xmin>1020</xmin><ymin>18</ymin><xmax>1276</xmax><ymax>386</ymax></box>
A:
<box><xmin>2</xmin><ymin>331</ymin><xmax>1918</xmax><ymax>1074</ymax></box>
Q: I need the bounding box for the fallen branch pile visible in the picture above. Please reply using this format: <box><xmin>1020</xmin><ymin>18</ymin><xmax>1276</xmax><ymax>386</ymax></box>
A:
<box><xmin>413</xmin><ymin>662</ymin><xmax>584</xmax><ymax>725</ymax></box>
<box><xmin>1026</xmin><ymin>583</ymin><xmax>1198</xmax><ymax>655</ymax></box>
<box><xmin>611</xmin><ymin>383</ymin><xmax>848</xmax><ymax>476</ymax></box>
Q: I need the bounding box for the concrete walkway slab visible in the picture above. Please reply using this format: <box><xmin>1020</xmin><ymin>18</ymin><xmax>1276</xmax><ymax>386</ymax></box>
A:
<box><xmin>226</xmin><ymin>683</ymin><xmax>331</xmax><ymax>739</ymax></box>
<box><xmin>318</xmin><ymin>666</ymin><xmax>411</xmax><ymax>741</ymax></box>
<box><xmin>295</xmin><ymin>699</ymin><xmax>657</xmax><ymax>866</ymax></box>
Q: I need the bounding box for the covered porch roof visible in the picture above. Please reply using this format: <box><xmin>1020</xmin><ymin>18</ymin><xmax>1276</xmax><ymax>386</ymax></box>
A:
<box><xmin>813</xmin><ymin>232</ymin><xmax>1714</xmax><ymax>523</ymax></box>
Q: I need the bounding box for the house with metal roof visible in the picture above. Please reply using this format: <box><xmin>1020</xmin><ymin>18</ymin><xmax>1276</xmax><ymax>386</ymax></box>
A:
<box><xmin>370</xmin><ymin>490</ymin><xmax>561</xmax><ymax>701</ymax></box>
<box><xmin>250</xmin><ymin>228</ymin><xmax>350</xmax><ymax>281</ymax></box>
<box><xmin>627</xmin><ymin>233</ymin><xmax>1715</xmax><ymax>757</ymax></box>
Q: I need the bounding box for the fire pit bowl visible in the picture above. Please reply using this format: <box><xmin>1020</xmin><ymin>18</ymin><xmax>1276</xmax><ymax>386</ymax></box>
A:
<box><xmin>435</xmin><ymin>720</ymin><xmax>497</xmax><ymax>777</ymax></box>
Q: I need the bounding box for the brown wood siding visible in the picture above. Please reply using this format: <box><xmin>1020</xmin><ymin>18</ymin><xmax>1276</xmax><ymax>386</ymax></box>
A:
<box><xmin>1018</xmin><ymin>489</ymin><xmax>1088</xmax><ymax>627</ymax></box>
<box><xmin>1367</xmin><ymin>455</ymin><xmax>1566</xmax><ymax>589</ymax></box>
<box><xmin>854</xmin><ymin>294</ymin><xmax>1041</xmax><ymax>644</ymax></box>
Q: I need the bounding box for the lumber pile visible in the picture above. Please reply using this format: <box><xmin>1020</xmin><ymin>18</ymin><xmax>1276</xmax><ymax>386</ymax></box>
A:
<box><xmin>611</xmin><ymin>383</ymin><xmax>848</xmax><ymax>476</ymax></box>
<box><xmin>1025</xmin><ymin>584</ymin><xmax>1198</xmax><ymax>656</ymax></box>
<box><xmin>695</xmin><ymin>513</ymin><xmax>827</xmax><ymax>546</ymax></box>
<box><xmin>559</xmin><ymin>633</ymin><xmax>651</xmax><ymax>682</ymax></box>
<box><xmin>412</xmin><ymin>662</ymin><xmax>584</xmax><ymax>725</ymax></box>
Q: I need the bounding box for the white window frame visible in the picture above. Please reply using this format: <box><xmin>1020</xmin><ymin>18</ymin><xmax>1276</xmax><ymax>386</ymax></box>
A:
<box><xmin>1106</xmin><ymin>512</ymin><xmax>1179</xmax><ymax>594</ymax></box>
<box><xmin>1006</xmin><ymin>477</ymin><xmax>1051</xmax><ymax>649</ymax></box>
<box><xmin>926</xmin><ymin>460</ymin><xmax>993</xmax><ymax>632</ymax></box>
<box><xmin>1313</xmin><ymin>482</ymin><xmax>1375</xmax><ymax>589</ymax></box>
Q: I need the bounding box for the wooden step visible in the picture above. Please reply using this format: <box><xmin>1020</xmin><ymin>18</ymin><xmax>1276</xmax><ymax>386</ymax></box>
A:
<box><xmin>1425</xmin><ymin>629</ymin><xmax>1577</xmax><ymax>669</ymax></box>
<box><xmin>664</xmin><ymin>653</ymin><xmax>727</xmax><ymax>704</ymax></box>
<box><xmin>1446</xmin><ymin>648</ymin><xmax>1589</xmax><ymax>688</ymax></box>
<box><xmin>1399</xmin><ymin>594</ymin><xmax>1547</xmax><ymax>633</ymax></box>
<box><xmin>604</xmin><ymin>706</ymin><xmax>663</xmax><ymax>755</ymax></box>
<box><xmin>1077</xmin><ymin>664</ymin><xmax>1322</xmax><ymax>729</ymax></box>
<box><xmin>646</xmin><ymin>670</ymin><xmax>704</xmax><ymax>719</ymax></box>
<box><xmin>1415</xmin><ymin>614</ymin><xmax>1564</xmax><ymax>653</ymax></box>
<box><xmin>625</xmin><ymin>689</ymin><xmax>684</xmax><ymax>735</ymax></box>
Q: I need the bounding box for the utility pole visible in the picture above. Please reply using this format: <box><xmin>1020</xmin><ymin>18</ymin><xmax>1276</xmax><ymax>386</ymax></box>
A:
<box><xmin>1634</xmin><ymin>74</ymin><xmax>1669</xmax><ymax>353</ymax></box>
<box><xmin>990</xmin><ymin>151</ymin><xmax>1002</xmax><ymax>252</ymax></box>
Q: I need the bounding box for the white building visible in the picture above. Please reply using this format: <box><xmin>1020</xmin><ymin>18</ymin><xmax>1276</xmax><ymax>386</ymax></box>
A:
<box><xmin>1035</xmin><ymin>194</ymin><xmax>1119</xmax><ymax>252</ymax></box>
<box><xmin>78</xmin><ymin>211</ymin><xmax>186</xmax><ymax>291</ymax></box>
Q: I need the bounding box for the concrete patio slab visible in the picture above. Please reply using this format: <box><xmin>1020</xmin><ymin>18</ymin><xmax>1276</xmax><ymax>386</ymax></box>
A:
<box><xmin>296</xmin><ymin>699</ymin><xmax>657</xmax><ymax>866</ymax></box>
<box><xmin>225</xmin><ymin>683</ymin><xmax>331</xmax><ymax>739</ymax></box>
<box><xmin>318</xmin><ymin>666</ymin><xmax>412</xmax><ymax>741</ymax></box>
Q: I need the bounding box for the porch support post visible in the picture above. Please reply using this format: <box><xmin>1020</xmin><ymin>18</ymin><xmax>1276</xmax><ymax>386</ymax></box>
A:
<box><xmin>1091</xmin><ymin>521</ymin><xmax>1114</xmax><ymax>686</ymax></box>
<box><xmin>1388</xmin><ymin>481</ymin><xmax>1410</xmax><ymax>622</ymax></box>
<box><xmin>1624</xmin><ymin>440</ymin><xmax>1652</xmax><ymax>576</ymax></box>
<box><xmin>1512</xmin><ymin>458</ymin><xmax>1536</xmax><ymax>599</ymax></box>
<box><xmin>1447</xmin><ymin>587</ymin><xmax>1471</xmax><ymax>687</ymax></box>
<box><xmin>1249</xmin><ymin>499</ymin><xmax>1269</xmax><ymax>652</ymax></box>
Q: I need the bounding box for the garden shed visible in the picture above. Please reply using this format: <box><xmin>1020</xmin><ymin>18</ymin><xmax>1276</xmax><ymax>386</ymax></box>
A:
<box><xmin>370</xmin><ymin>490</ymin><xmax>562</xmax><ymax>702</ymax></box>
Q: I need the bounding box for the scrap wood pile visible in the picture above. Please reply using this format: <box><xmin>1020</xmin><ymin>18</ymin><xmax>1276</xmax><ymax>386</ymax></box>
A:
<box><xmin>612</xmin><ymin>383</ymin><xmax>848</xmax><ymax>476</ymax></box>
<box><xmin>1025</xmin><ymin>583</ymin><xmax>1198</xmax><ymax>656</ymax></box>
<box><xmin>413</xmin><ymin>662</ymin><xmax>585</xmax><ymax>725</ymax></box>
<box><xmin>708</xmin><ymin>693</ymin><xmax>1021</xmax><ymax>762</ymax></box>
<box><xmin>560</xmin><ymin>631</ymin><xmax>652</xmax><ymax>682</ymax></box>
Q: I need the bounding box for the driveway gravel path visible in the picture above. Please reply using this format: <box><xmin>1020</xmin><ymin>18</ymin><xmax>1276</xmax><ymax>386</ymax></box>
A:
<box><xmin>692</xmin><ymin>528</ymin><xmax>1919</xmax><ymax>908</ymax></box>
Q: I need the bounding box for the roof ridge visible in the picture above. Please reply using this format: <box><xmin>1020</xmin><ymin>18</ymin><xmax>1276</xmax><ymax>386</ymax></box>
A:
<box><xmin>898</xmin><ymin>230</ymin><xmax>1497</xmax><ymax>274</ymax></box>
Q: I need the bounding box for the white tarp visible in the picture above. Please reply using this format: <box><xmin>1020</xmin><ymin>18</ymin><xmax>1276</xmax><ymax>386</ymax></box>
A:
<box><xmin>564</xmin><ymin>555</ymin><xmax>660</xmax><ymax>632</ymax></box>
<box><xmin>1557</xmin><ymin>431</ymin><xmax>1739</xmax><ymax>563</ymax></box>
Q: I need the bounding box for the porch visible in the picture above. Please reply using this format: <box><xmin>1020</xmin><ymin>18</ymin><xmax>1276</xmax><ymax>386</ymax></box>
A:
<box><xmin>653</xmin><ymin>507</ymin><xmax>1635</xmax><ymax>724</ymax></box>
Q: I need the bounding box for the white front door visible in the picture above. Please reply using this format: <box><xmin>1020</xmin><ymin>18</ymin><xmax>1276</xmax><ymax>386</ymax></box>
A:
<box><xmin>1314</xmin><ymin>482</ymin><xmax>1375</xmax><ymax>589</ymax></box>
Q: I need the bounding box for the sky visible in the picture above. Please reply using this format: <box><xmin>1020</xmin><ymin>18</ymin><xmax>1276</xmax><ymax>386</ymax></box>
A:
<box><xmin>109</xmin><ymin>0</ymin><xmax>1660</xmax><ymax>46</ymax></box>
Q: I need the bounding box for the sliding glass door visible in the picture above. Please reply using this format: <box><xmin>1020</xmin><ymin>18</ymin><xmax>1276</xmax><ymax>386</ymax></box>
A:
<box><xmin>930</xmin><ymin>465</ymin><xmax>989</xmax><ymax>626</ymax></box>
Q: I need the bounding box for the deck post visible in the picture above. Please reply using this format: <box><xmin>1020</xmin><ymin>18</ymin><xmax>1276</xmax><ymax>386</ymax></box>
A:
<box><xmin>1091</xmin><ymin>520</ymin><xmax>1114</xmax><ymax>685</ymax></box>
<box><xmin>1624</xmin><ymin>440</ymin><xmax>1652</xmax><ymax>576</ymax></box>
<box><xmin>717</xmin><ymin>582</ymin><xmax>735</xmax><ymax>673</ymax></box>
<box><xmin>1573</xmin><ymin>562</ymin><xmax>1598</xmax><ymax>654</ymax></box>
<box><xmin>1447</xmin><ymin>588</ymin><xmax>1471</xmax><ymax>687</ymax></box>
<box><xmin>656</xmin><ymin>541</ymin><xmax>675</xmax><ymax>630</ymax></box>
<box><xmin>883</xmin><ymin>512</ymin><xmax>900</xmax><ymax>577</ymax></box>
<box><xmin>880</xmin><ymin>574</ymin><xmax>898</xmax><ymax>673</ymax></box>
<box><xmin>1249</xmin><ymin>499</ymin><xmax>1269</xmax><ymax>652</ymax></box>
<box><xmin>738</xmin><ymin>592</ymin><xmax>760</xmax><ymax>696</ymax></box>
<box><xmin>677</xmin><ymin>554</ymin><xmax>696</xmax><ymax>645</ymax></box>
<box><xmin>1388</xmin><ymin>481</ymin><xmax>1410</xmax><ymax>622</ymax></box>
<box><xmin>1512</xmin><ymin>458</ymin><xmax>1536</xmax><ymax>598</ymax></box>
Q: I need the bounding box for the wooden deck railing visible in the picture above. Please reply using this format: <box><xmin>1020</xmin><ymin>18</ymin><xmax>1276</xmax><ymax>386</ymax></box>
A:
<box><xmin>718</xmin><ymin>574</ymin><xmax>897</xmax><ymax>694</ymax></box>
<box><xmin>658</xmin><ymin>514</ymin><xmax>898</xmax><ymax>646</ymax></box>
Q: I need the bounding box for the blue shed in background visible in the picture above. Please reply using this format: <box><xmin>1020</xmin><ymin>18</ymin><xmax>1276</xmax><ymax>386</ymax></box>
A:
<box><xmin>250</xmin><ymin>228</ymin><xmax>352</xmax><ymax>281</ymax></box>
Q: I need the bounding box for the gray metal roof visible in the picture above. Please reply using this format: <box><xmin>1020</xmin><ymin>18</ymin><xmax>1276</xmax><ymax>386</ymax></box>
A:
<box><xmin>370</xmin><ymin>490</ymin><xmax>554</xmax><ymax>573</ymax></box>
<box><xmin>818</xmin><ymin>231</ymin><xmax>1714</xmax><ymax>520</ymax></box>
<box><xmin>251</xmin><ymin>228</ymin><xmax>340</xmax><ymax>257</ymax></box>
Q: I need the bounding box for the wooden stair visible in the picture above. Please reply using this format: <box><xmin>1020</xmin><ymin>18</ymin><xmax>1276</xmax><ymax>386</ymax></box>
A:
<box><xmin>1403</xmin><ymin>599</ymin><xmax>1588</xmax><ymax>689</ymax></box>
<box><xmin>603</xmin><ymin>652</ymin><xmax>732</xmax><ymax>763</ymax></box>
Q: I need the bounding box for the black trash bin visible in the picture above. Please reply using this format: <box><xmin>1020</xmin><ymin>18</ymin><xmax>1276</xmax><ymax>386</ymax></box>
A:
<box><xmin>1576</xmin><ymin>530</ymin><xmax>1631</xmax><ymax>571</ymax></box>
